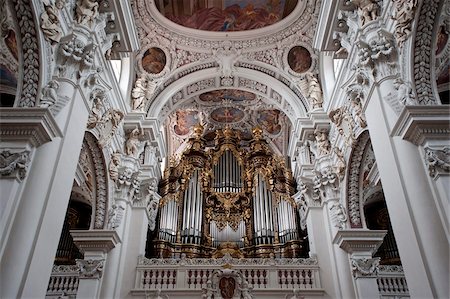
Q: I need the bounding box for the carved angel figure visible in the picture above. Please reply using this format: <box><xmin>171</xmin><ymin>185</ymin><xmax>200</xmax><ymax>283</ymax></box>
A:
<box><xmin>238</xmin><ymin>281</ymin><xmax>254</xmax><ymax>299</ymax></box>
<box><xmin>40</xmin><ymin>3</ymin><xmax>62</xmax><ymax>45</ymax></box>
<box><xmin>306</xmin><ymin>73</ymin><xmax>323</xmax><ymax>109</ymax></box>
<box><xmin>87</xmin><ymin>97</ymin><xmax>104</xmax><ymax>129</ymax></box>
<box><xmin>125</xmin><ymin>127</ymin><xmax>143</xmax><ymax>158</ymax></box>
<box><xmin>393</xmin><ymin>77</ymin><xmax>416</xmax><ymax>105</ymax></box>
<box><xmin>131</xmin><ymin>77</ymin><xmax>157</xmax><ymax>111</ymax></box>
<box><xmin>40</xmin><ymin>80</ymin><xmax>59</xmax><ymax>108</ymax></box>
<box><xmin>350</xmin><ymin>0</ymin><xmax>379</xmax><ymax>25</ymax></box>
<box><xmin>75</xmin><ymin>0</ymin><xmax>99</xmax><ymax>27</ymax></box>
<box><xmin>314</xmin><ymin>128</ymin><xmax>331</xmax><ymax>157</ymax></box>
<box><xmin>108</xmin><ymin>152</ymin><xmax>121</xmax><ymax>182</ymax></box>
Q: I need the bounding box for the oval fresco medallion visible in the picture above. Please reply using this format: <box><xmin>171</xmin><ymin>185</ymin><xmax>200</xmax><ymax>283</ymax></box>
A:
<box><xmin>257</xmin><ymin>110</ymin><xmax>282</xmax><ymax>135</ymax></box>
<box><xmin>173</xmin><ymin>110</ymin><xmax>199</xmax><ymax>136</ymax></box>
<box><xmin>210</xmin><ymin>107</ymin><xmax>245</xmax><ymax>123</ymax></box>
<box><xmin>199</xmin><ymin>89</ymin><xmax>256</xmax><ymax>102</ymax></box>
<box><xmin>288</xmin><ymin>46</ymin><xmax>312</xmax><ymax>73</ymax></box>
<box><xmin>142</xmin><ymin>47</ymin><xmax>166</xmax><ymax>74</ymax></box>
<box><xmin>155</xmin><ymin>0</ymin><xmax>298</xmax><ymax>32</ymax></box>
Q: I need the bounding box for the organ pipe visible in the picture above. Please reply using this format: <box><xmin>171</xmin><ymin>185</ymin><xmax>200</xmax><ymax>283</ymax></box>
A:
<box><xmin>154</xmin><ymin>125</ymin><xmax>300</xmax><ymax>258</ymax></box>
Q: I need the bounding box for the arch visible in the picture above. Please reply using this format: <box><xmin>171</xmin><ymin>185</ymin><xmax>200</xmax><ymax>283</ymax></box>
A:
<box><xmin>83</xmin><ymin>132</ymin><xmax>109</xmax><ymax>229</ymax></box>
<box><xmin>146</xmin><ymin>67</ymin><xmax>309</xmax><ymax>125</ymax></box>
<box><xmin>346</xmin><ymin>130</ymin><xmax>371</xmax><ymax>228</ymax></box>
<box><xmin>11</xmin><ymin>0</ymin><xmax>41</xmax><ymax>107</ymax></box>
<box><xmin>412</xmin><ymin>0</ymin><xmax>444</xmax><ymax>105</ymax></box>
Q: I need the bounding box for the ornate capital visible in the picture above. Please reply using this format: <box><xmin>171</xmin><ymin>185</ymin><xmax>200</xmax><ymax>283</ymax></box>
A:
<box><xmin>0</xmin><ymin>149</ymin><xmax>30</xmax><ymax>181</ymax></box>
<box><xmin>351</xmin><ymin>257</ymin><xmax>380</xmax><ymax>278</ymax></box>
<box><xmin>76</xmin><ymin>258</ymin><xmax>105</xmax><ymax>279</ymax></box>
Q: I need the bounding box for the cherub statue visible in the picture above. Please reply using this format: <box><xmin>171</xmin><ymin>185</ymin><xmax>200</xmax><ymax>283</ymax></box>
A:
<box><xmin>40</xmin><ymin>3</ymin><xmax>62</xmax><ymax>45</ymax></box>
<box><xmin>75</xmin><ymin>0</ymin><xmax>99</xmax><ymax>26</ymax></box>
<box><xmin>40</xmin><ymin>80</ymin><xmax>59</xmax><ymax>108</ymax></box>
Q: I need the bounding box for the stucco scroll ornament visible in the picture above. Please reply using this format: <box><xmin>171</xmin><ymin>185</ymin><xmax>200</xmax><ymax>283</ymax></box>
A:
<box><xmin>40</xmin><ymin>2</ymin><xmax>62</xmax><ymax>45</ymax></box>
<box><xmin>392</xmin><ymin>77</ymin><xmax>417</xmax><ymax>105</ymax></box>
<box><xmin>39</xmin><ymin>80</ymin><xmax>59</xmax><ymax>109</ymax></box>
<box><xmin>392</xmin><ymin>0</ymin><xmax>418</xmax><ymax>47</ymax></box>
<box><xmin>288</xmin><ymin>289</ymin><xmax>305</xmax><ymax>299</ymax></box>
<box><xmin>212</xmin><ymin>41</ymin><xmax>241</xmax><ymax>78</ymax></box>
<box><xmin>107</xmin><ymin>203</ymin><xmax>125</xmax><ymax>229</ymax></box>
<box><xmin>424</xmin><ymin>147</ymin><xmax>450</xmax><ymax>178</ymax></box>
<box><xmin>351</xmin><ymin>257</ymin><xmax>380</xmax><ymax>277</ymax></box>
<box><xmin>0</xmin><ymin>150</ymin><xmax>30</xmax><ymax>181</ymax></box>
<box><xmin>131</xmin><ymin>76</ymin><xmax>157</xmax><ymax>111</ymax></box>
<box><xmin>76</xmin><ymin>258</ymin><xmax>105</xmax><ymax>279</ymax></box>
<box><xmin>75</xmin><ymin>0</ymin><xmax>99</xmax><ymax>27</ymax></box>
<box><xmin>349</xmin><ymin>0</ymin><xmax>379</xmax><ymax>26</ymax></box>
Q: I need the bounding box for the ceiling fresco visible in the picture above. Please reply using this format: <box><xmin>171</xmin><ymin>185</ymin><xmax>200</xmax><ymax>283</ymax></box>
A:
<box><xmin>155</xmin><ymin>0</ymin><xmax>298</xmax><ymax>32</ymax></box>
<box><xmin>165</xmin><ymin>89</ymin><xmax>291</xmax><ymax>157</ymax></box>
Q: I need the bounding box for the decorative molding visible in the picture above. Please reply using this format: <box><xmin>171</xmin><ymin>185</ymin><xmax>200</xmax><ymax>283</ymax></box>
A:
<box><xmin>333</xmin><ymin>229</ymin><xmax>387</xmax><ymax>255</ymax></box>
<box><xmin>84</xmin><ymin>133</ymin><xmax>109</xmax><ymax>229</ymax></box>
<box><xmin>347</xmin><ymin>131</ymin><xmax>370</xmax><ymax>227</ymax></box>
<box><xmin>13</xmin><ymin>0</ymin><xmax>40</xmax><ymax>107</ymax></box>
<box><xmin>351</xmin><ymin>257</ymin><xmax>380</xmax><ymax>278</ymax></box>
<box><xmin>413</xmin><ymin>0</ymin><xmax>441</xmax><ymax>105</ymax></box>
<box><xmin>71</xmin><ymin>229</ymin><xmax>121</xmax><ymax>254</ymax></box>
<box><xmin>138</xmin><ymin>254</ymin><xmax>318</xmax><ymax>267</ymax></box>
<box><xmin>76</xmin><ymin>258</ymin><xmax>105</xmax><ymax>279</ymax></box>
<box><xmin>0</xmin><ymin>108</ymin><xmax>62</xmax><ymax>147</ymax></box>
<box><xmin>0</xmin><ymin>149</ymin><xmax>30</xmax><ymax>181</ymax></box>
<box><xmin>392</xmin><ymin>0</ymin><xmax>418</xmax><ymax>48</ymax></box>
<box><xmin>424</xmin><ymin>147</ymin><xmax>450</xmax><ymax>178</ymax></box>
<box><xmin>391</xmin><ymin>105</ymin><xmax>450</xmax><ymax>146</ymax></box>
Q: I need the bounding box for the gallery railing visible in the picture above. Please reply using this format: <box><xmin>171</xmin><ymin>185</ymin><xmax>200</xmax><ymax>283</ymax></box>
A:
<box><xmin>46</xmin><ymin>265</ymin><xmax>79</xmax><ymax>299</ymax></box>
<box><xmin>377</xmin><ymin>265</ymin><xmax>409</xmax><ymax>298</ymax></box>
<box><xmin>132</xmin><ymin>254</ymin><xmax>324</xmax><ymax>297</ymax></box>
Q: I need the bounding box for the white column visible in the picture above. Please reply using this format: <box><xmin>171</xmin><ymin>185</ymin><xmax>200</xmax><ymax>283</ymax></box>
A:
<box><xmin>334</xmin><ymin>229</ymin><xmax>387</xmax><ymax>299</ymax></box>
<box><xmin>0</xmin><ymin>78</ymin><xmax>93</xmax><ymax>299</ymax></box>
<box><xmin>71</xmin><ymin>230</ymin><xmax>120</xmax><ymax>299</ymax></box>
<box><xmin>365</xmin><ymin>83</ymin><xmax>449</xmax><ymax>298</ymax></box>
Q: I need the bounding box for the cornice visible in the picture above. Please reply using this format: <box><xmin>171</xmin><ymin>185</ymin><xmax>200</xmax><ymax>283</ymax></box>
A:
<box><xmin>333</xmin><ymin>229</ymin><xmax>387</xmax><ymax>255</ymax></box>
<box><xmin>0</xmin><ymin>108</ymin><xmax>62</xmax><ymax>147</ymax></box>
<box><xmin>70</xmin><ymin>230</ymin><xmax>121</xmax><ymax>254</ymax></box>
<box><xmin>391</xmin><ymin>105</ymin><xmax>450</xmax><ymax>146</ymax></box>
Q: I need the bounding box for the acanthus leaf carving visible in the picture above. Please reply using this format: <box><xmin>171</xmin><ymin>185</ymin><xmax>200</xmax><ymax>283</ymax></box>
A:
<box><xmin>351</xmin><ymin>257</ymin><xmax>380</xmax><ymax>277</ymax></box>
<box><xmin>392</xmin><ymin>0</ymin><xmax>418</xmax><ymax>47</ymax></box>
<box><xmin>76</xmin><ymin>258</ymin><xmax>105</xmax><ymax>279</ymax></box>
<box><xmin>0</xmin><ymin>149</ymin><xmax>31</xmax><ymax>181</ymax></box>
<box><xmin>424</xmin><ymin>147</ymin><xmax>450</xmax><ymax>178</ymax></box>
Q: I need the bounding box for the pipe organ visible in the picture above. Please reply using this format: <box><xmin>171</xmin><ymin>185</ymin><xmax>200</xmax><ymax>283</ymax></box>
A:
<box><xmin>155</xmin><ymin>125</ymin><xmax>301</xmax><ymax>258</ymax></box>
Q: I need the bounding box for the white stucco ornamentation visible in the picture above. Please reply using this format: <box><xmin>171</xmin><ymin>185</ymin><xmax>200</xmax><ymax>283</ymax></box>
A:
<box><xmin>392</xmin><ymin>0</ymin><xmax>418</xmax><ymax>47</ymax></box>
<box><xmin>314</xmin><ymin>128</ymin><xmax>331</xmax><ymax>157</ymax></box>
<box><xmin>77</xmin><ymin>259</ymin><xmax>105</xmax><ymax>279</ymax></box>
<box><xmin>40</xmin><ymin>3</ymin><xmax>62</xmax><ymax>45</ymax></box>
<box><xmin>349</xmin><ymin>0</ymin><xmax>379</xmax><ymax>26</ymax></box>
<box><xmin>0</xmin><ymin>149</ymin><xmax>30</xmax><ymax>181</ymax></box>
<box><xmin>39</xmin><ymin>80</ymin><xmax>59</xmax><ymax>109</ymax></box>
<box><xmin>107</xmin><ymin>203</ymin><xmax>125</xmax><ymax>230</ymax></box>
<box><xmin>413</xmin><ymin>0</ymin><xmax>441</xmax><ymax>105</ymax></box>
<box><xmin>393</xmin><ymin>77</ymin><xmax>417</xmax><ymax>105</ymax></box>
<box><xmin>131</xmin><ymin>76</ymin><xmax>157</xmax><ymax>111</ymax></box>
<box><xmin>108</xmin><ymin>152</ymin><xmax>121</xmax><ymax>182</ymax></box>
<box><xmin>424</xmin><ymin>147</ymin><xmax>450</xmax><ymax>178</ymax></box>
<box><xmin>125</xmin><ymin>127</ymin><xmax>146</xmax><ymax>159</ymax></box>
<box><xmin>75</xmin><ymin>0</ymin><xmax>99</xmax><ymax>27</ymax></box>
<box><xmin>13</xmin><ymin>0</ymin><xmax>40</xmax><ymax>107</ymax></box>
<box><xmin>351</xmin><ymin>257</ymin><xmax>380</xmax><ymax>277</ymax></box>
<box><xmin>329</xmin><ymin>201</ymin><xmax>348</xmax><ymax>230</ymax></box>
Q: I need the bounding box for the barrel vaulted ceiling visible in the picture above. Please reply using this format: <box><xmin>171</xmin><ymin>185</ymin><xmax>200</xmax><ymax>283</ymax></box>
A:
<box><xmin>131</xmin><ymin>0</ymin><xmax>322</xmax><ymax>157</ymax></box>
